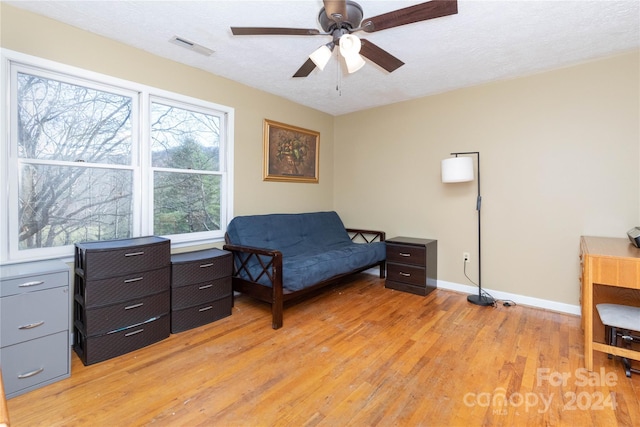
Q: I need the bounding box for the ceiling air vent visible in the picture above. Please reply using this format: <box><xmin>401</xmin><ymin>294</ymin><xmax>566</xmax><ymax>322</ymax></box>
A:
<box><xmin>169</xmin><ymin>35</ymin><xmax>214</xmax><ymax>56</ymax></box>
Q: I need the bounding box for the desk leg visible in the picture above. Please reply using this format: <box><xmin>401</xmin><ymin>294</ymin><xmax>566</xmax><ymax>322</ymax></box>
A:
<box><xmin>584</xmin><ymin>270</ymin><xmax>594</xmax><ymax>371</ymax></box>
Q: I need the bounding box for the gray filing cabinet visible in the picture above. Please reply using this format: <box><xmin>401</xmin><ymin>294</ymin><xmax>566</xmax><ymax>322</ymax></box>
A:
<box><xmin>0</xmin><ymin>260</ymin><xmax>71</xmax><ymax>398</ymax></box>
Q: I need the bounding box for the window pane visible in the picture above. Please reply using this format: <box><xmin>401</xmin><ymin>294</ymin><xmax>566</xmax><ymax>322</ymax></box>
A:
<box><xmin>19</xmin><ymin>164</ymin><xmax>133</xmax><ymax>249</ymax></box>
<box><xmin>154</xmin><ymin>172</ymin><xmax>221</xmax><ymax>235</ymax></box>
<box><xmin>151</xmin><ymin>103</ymin><xmax>220</xmax><ymax>171</ymax></box>
<box><xmin>17</xmin><ymin>72</ymin><xmax>133</xmax><ymax>164</ymax></box>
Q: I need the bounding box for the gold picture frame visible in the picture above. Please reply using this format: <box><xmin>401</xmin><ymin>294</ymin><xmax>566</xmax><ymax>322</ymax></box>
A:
<box><xmin>263</xmin><ymin>119</ymin><xmax>320</xmax><ymax>183</ymax></box>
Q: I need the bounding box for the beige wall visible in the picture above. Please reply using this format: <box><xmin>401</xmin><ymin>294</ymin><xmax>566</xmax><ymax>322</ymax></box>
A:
<box><xmin>0</xmin><ymin>4</ymin><xmax>335</xmax><ymax>218</ymax></box>
<box><xmin>2</xmin><ymin>4</ymin><xmax>639</xmax><ymax>307</ymax></box>
<box><xmin>334</xmin><ymin>51</ymin><xmax>640</xmax><ymax>305</ymax></box>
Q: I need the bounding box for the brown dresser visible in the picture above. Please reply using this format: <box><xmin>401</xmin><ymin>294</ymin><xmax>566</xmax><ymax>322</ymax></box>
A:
<box><xmin>73</xmin><ymin>236</ymin><xmax>171</xmax><ymax>365</ymax></box>
<box><xmin>170</xmin><ymin>248</ymin><xmax>232</xmax><ymax>333</ymax></box>
<box><xmin>385</xmin><ymin>236</ymin><xmax>437</xmax><ymax>296</ymax></box>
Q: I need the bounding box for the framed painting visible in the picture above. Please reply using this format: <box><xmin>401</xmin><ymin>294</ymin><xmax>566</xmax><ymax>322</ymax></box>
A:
<box><xmin>263</xmin><ymin>119</ymin><xmax>319</xmax><ymax>183</ymax></box>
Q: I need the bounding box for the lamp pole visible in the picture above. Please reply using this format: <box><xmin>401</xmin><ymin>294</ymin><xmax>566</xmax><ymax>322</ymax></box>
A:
<box><xmin>450</xmin><ymin>151</ymin><xmax>494</xmax><ymax>306</ymax></box>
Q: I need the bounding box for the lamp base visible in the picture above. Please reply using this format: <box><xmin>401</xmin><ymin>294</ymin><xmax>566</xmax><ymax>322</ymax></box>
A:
<box><xmin>467</xmin><ymin>294</ymin><xmax>495</xmax><ymax>306</ymax></box>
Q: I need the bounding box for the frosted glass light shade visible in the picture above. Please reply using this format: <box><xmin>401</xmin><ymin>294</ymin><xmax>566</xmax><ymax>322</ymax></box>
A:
<box><xmin>343</xmin><ymin>53</ymin><xmax>366</xmax><ymax>73</ymax></box>
<box><xmin>309</xmin><ymin>45</ymin><xmax>333</xmax><ymax>70</ymax></box>
<box><xmin>441</xmin><ymin>156</ymin><xmax>474</xmax><ymax>183</ymax></box>
<box><xmin>339</xmin><ymin>34</ymin><xmax>361</xmax><ymax>56</ymax></box>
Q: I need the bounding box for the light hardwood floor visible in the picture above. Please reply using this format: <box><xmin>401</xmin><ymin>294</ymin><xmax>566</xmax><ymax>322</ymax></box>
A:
<box><xmin>6</xmin><ymin>274</ymin><xmax>640</xmax><ymax>426</ymax></box>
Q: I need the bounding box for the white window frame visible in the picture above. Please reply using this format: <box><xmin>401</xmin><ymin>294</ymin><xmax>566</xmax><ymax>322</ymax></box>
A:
<box><xmin>0</xmin><ymin>49</ymin><xmax>234</xmax><ymax>263</ymax></box>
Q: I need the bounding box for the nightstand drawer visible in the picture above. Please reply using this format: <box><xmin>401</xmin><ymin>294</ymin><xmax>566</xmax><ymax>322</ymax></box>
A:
<box><xmin>387</xmin><ymin>263</ymin><xmax>426</xmax><ymax>287</ymax></box>
<box><xmin>386</xmin><ymin>244</ymin><xmax>426</xmax><ymax>267</ymax></box>
<box><xmin>1</xmin><ymin>286</ymin><xmax>69</xmax><ymax>347</ymax></box>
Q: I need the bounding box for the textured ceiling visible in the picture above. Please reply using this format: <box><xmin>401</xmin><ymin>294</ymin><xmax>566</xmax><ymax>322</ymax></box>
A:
<box><xmin>5</xmin><ymin>0</ymin><xmax>640</xmax><ymax>116</ymax></box>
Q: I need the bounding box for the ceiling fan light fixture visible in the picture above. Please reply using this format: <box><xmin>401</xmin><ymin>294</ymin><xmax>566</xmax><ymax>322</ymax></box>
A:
<box><xmin>339</xmin><ymin>33</ymin><xmax>361</xmax><ymax>57</ymax></box>
<box><xmin>309</xmin><ymin>44</ymin><xmax>334</xmax><ymax>71</ymax></box>
<box><xmin>343</xmin><ymin>52</ymin><xmax>366</xmax><ymax>73</ymax></box>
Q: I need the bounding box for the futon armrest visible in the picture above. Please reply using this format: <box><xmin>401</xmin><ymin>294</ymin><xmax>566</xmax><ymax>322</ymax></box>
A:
<box><xmin>347</xmin><ymin>228</ymin><xmax>386</xmax><ymax>243</ymax></box>
<box><xmin>222</xmin><ymin>243</ymin><xmax>283</xmax><ymax>289</ymax></box>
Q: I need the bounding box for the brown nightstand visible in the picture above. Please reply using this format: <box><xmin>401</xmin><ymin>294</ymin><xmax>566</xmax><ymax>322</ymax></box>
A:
<box><xmin>385</xmin><ymin>236</ymin><xmax>437</xmax><ymax>296</ymax></box>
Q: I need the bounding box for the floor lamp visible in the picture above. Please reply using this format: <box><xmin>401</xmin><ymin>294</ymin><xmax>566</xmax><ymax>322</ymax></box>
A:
<box><xmin>441</xmin><ymin>151</ymin><xmax>495</xmax><ymax>306</ymax></box>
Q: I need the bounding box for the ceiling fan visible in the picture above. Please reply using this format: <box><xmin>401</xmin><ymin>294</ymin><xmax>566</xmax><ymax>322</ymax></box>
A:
<box><xmin>231</xmin><ymin>0</ymin><xmax>458</xmax><ymax>77</ymax></box>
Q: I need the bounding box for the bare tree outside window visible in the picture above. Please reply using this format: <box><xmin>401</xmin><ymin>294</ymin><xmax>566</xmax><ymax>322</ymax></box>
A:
<box><xmin>4</xmin><ymin>54</ymin><xmax>233</xmax><ymax>261</ymax></box>
<box><xmin>17</xmin><ymin>72</ymin><xmax>133</xmax><ymax>249</ymax></box>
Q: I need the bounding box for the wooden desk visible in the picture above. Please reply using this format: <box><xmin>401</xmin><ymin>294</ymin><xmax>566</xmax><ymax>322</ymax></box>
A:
<box><xmin>580</xmin><ymin>236</ymin><xmax>640</xmax><ymax>371</ymax></box>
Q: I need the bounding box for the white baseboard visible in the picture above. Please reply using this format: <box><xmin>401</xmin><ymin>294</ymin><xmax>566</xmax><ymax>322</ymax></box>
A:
<box><xmin>362</xmin><ymin>269</ymin><xmax>580</xmax><ymax>316</ymax></box>
<box><xmin>437</xmin><ymin>280</ymin><xmax>581</xmax><ymax>316</ymax></box>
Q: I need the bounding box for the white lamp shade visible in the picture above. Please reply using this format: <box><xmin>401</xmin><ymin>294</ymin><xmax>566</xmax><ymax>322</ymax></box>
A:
<box><xmin>339</xmin><ymin>34</ymin><xmax>362</xmax><ymax>57</ymax></box>
<box><xmin>441</xmin><ymin>156</ymin><xmax>474</xmax><ymax>183</ymax></box>
<box><xmin>309</xmin><ymin>45</ymin><xmax>333</xmax><ymax>70</ymax></box>
<box><xmin>343</xmin><ymin>53</ymin><xmax>366</xmax><ymax>73</ymax></box>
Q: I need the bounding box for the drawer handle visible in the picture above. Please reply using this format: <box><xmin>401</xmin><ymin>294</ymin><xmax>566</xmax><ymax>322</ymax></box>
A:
<box><xmin>199</xmin><ymin>306</ymin><xmax>213</xmax><ymax>312</ymax></box>
<box><xmin>124</xmin><ymin>251</ymin><xmax>144</xmax><ymax>257</ymax></box>
<box><xmin>399</xmin><ymin>253</ymin><xmax>411</xmax><ymax>257</ymax></box>
<box><xmin>18</xmin><ymin>280</ymin><xmax>45</xmax><ymax>288</ymax></box>
<box><xmin>399</xmin><ymin>272</ymin><xmax>411</xmax><ymax>277</ymax></box>
<box><xmin>19</xmin><ymin>321</ymin><xmax>45</xmax><ymax>330</ymax></box>
<box><xmin>199</xmin><ymin>284</ymin><xmax>213</xmax><ymax>290</ymax></box>
<box><xmin>124</xmin><ymin>303</ymin><xmax>144</xmax><ymax>310</ymax></box>
<box><xmin>18</xmin><ymin>367</ymin><xmax>44</xmax><ymax>379</ymax></box>
<box><xmin>125</xmin><ymin>329</ymin><xmax>144</xmax><ymax>337</ymax></box>
<box><xmin>124</xmin><ymin>277</ymin><xmax>143</xmax><ymax>283</ymax></box>
<box><xmin>200</xmin><ymin>263</ymin><xmax>214</xmax><ymax>268</ymax></box>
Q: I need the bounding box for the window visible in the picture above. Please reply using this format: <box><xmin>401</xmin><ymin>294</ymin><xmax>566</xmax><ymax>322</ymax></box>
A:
<box><xmin>1</xmin><ymin>50</ymin><xmax>234</xmax><ymax>262</ymax></box>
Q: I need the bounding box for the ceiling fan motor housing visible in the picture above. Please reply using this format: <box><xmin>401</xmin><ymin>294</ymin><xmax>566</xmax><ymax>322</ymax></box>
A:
<box><xmin>318</xmin><ymin>0</ymin><xmax>363</xmax><ymax>32</ymax></box>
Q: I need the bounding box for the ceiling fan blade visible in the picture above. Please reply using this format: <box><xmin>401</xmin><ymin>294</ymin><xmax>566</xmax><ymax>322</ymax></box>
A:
<box><xmin>293</xmin><ymin>58</ymin><xmax>317</xmax><ymax>78</ymax></box>
<box><xmin>231</xmin><ymin>27</ymin><xmax>321</xmax><ymax>36</ymax></box>
<box><xmin>361</xmin><ymin>0</ymin><xmax>458</xmax><ymax>33</ymax></box>
<box><xmin>323</xmin><ymin>0</ymin><xmax>348</xmax><ymax>22</ymax></box>
<box><xmin>359</xmin><ymin>39</ymin><xmax>404</xmax><ymax>73</ymax></box>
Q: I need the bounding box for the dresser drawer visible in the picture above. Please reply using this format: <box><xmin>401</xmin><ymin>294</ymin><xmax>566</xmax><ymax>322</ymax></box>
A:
<box><xmin>0</xmin><ymin>271</ymin><xmax>68</xmax><ymax>297</ymax></box>
<box><xmin>171</xmin><ymin>277</ymin><xmax>231</xmax><ymax>310</ymax></box>
<box><xmin>76</xmin><ymin>266</ymin><xmax>170</xmax><ymax>308</ymax></box>
<box><xmin>75</xmin><ymin>236</ymin><xmax>170</xmax><ymax>280</ymax></box>
<box><xmin>74</xmin><ymin>315</ymin><xmax>170</xmax><ymax>365</ymax></box>
<box><xmin>1</xmin><ymin>331</ymin><xmax>69</xmax><ymax>398</ymax></box>
<box><xmin>171</xmin><ymin>296</ymin><xmax>232</xmax><ymax>333</ymax></box>
<box><xmin>1</xmin><ymin>287</ymin><xmax>69</xmax><ymax>347</ymax></box>
<box><xmin>386</xmin><ymin>244</ymin><xmax>426</xmax><ymax>267</ymax></box>
<box><xmin>387</xmin><ymin>263</ymin><xmax>426</xmax><ymax>287</ymax></box>
<box><xmin>75</xmin><ymin>291</ymin><xmax>170</xmax><ymax>336</ymax></box>
<box><xmin>171</xmin><ymin>249</ymin><xmax>232</xmax><ymax>287</ymax></box>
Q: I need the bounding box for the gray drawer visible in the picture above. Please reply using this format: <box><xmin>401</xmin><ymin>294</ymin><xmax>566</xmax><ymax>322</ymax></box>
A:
<box><xmin>0</xmin><ymin>270</ymin><xmax>68</xmax><ymax>297</ymax></box>
<box><xmin>1</xmin><ymin>331</ymin><xmax>70</xmax><ymax>398</ymax></box>
<box><xmin>1</xmin><ymin>286</ymin><xmax>69</xmax><ymax>347</ymax></box>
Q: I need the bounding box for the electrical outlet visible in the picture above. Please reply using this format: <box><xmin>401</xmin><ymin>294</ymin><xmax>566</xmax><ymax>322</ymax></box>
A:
<box><xmin>463</xmin><ymin>252</ymin><xmax>470</xmax><ymax>263</ymax></box>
